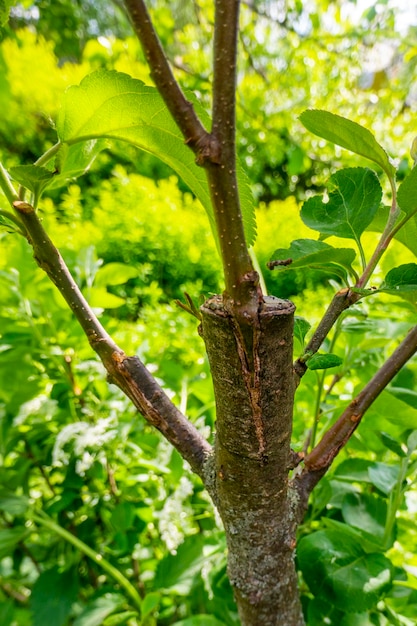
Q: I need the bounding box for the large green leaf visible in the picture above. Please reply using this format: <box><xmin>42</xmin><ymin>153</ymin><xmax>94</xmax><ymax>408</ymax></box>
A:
<box><xmin>300</xmin><ymin>110</ymin><xmax>395</xmax><ymax>178</ymax></box>
<box><xmin>31</xmin><ymin>566</ymin><xmax>79</xmax><ymax>626</ymax></box>
<box><xmin>298</xmin><ymin>528</ymin><xmax>393</xmax><ymax>612</ymax></box>
<box><xmin>57</xmin><ymin>70</ymin><xmax>256</xmax><ymax>246</ymax></box>
<box><xmin>301</xmin><ymin>168</ymin><xmax>382</xmax><ymax>241</ymax></box>
<box><xmin>269</xmin><ymin>238</ymin><xmax>356</xmax><ymax>282</ymax></box>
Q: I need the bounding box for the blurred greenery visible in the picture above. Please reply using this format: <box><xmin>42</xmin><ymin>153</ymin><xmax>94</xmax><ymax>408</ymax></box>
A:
<box><xmin>1</xmin><ymin>1</ymin><xmax>417</xmax><ymax>625</ymax></box>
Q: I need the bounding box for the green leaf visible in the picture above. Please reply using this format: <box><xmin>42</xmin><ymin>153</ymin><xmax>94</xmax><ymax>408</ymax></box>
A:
<box><xmin>103</xmin><ymin>612</ymin><xmax>139</xmax><ymax>626</ymax></box>
<box><xmin>341</xmin><ymin>492</ymin><xmax>390</xmax><ymax>548</ymax></box>
<box><xmin>73</xmin><ymin>595</ymin><xmax>125</xmax><ymax>626</ymax></box>
<box><xmin>0</xmin><ymin>0</ymin><xmax>13</xmax><ymax>26</ymax></box>
<box><xmin>369</xmin><ymin>204</ymin><xmax>417</xmax><ymax>258</ymax></box>
<box><xmin>171</xmin><ymin>617</ymin><xmax>226</xmax><ymax>626</ymax></box>
<box><xmin>397</xmin><ymin>165</ymin><xmax>417</xmax><ymax>215</ymax></box>
<box><xmin>154</xmin><ymin>535</ymin><xmax>217</xmax><ymax>594</ymax></box>
<box><xmin>9</xmin><ymin>165</ymin><xmax>55</xmax><ymax>203</ymax></box>
<box><xmin>300</xmin><ymin>110</ymin><xmax>395</xmax><ymax>177</ymax></box>
<box><xmin>94</xmin><ymin>263</ymin><xmax>139</xmax><ymax>288</ymax></box>
<box><xmin>298</xmin><ymin>528</ymin><xmax>393</xmax><ymax>612</ymax></box>
<box><xmin>88</xmin><ymin>288</ymin><xmax>126</xmax><ymax>309</ymax></box>
<box><xmin>269</xmin><ymin>238</ymin><xmax>356</xmax><ymax>282</ymax></box>
<box><xmin>0</xmin><ymin>491</ymin><xmax>29</xmax><ymax>515</ymax></box>
<box><xmin>380</xmin><ymin>264</ymin><xmax>417</xmax><ymax>305</ymax></box>
<box><xmin>0</xmin><ymin>526</ymin><xmax>28</xmax><ymax>559</ymax></box>
<box><xmin>301</xmin><ymin>168</ymin><xmax>382</xmax><ymax>241</ymax></box>
<box><xmin>50</xmin><ymin>140</ymin><xmax>107</xmax><ymax>189</ymax></box>
<box><xmin>333</xmin><ymin>458</ymin><xmax>376</xmax><ymax>483</ymax></box>
<box><xmin>307</xmin><ymin>353</ymin><xmax>343</xmax><ymax>370</ymax></box>
<box><xmin>140</xmin><ymin>592</ymin><xmax>161</xmax><ymax>620</ymax></box>
<box><xmin>31</xmin><ymin>566</ymin><xmax>79</xmax><ymax>626</ymax></box>
<box><xmin>368</xmin><ymin>462</ymin><xmax>399</xmax><ymax>495</ymax></box>
<box><xmin>378</xmin><ymin>431</ymin><xmax>407</xmax><ymax>458</ymax></box>
<box><xmin>110</xmin><ymin>502</ymin><xmax>136</xmax><ymax>532</ymax></box>
<box><xmin>294</xmin><ymin>316</ymin><xmax>311</xmax><ymax>346</ymax></box>
<box><xmin>57</xmin><ymin>70</ymin><xmax>256</xmax><ymax>246</ymax></box>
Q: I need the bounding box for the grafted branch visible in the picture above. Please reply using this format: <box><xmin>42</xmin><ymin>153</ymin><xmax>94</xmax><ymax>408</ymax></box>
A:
<box><xmin>12</xmin><ymin>200</ymin><xmax>212</xmax><ymax>479</ymax></box>
<box><xmin>207</xmin><ymin>0</ymin><xmax>258</xmax><ymax>310</ymax></box>
<box><xmin>293</xmin><ymin>323</ymin><xmax>417</xmax><ymax>514</ymax></box>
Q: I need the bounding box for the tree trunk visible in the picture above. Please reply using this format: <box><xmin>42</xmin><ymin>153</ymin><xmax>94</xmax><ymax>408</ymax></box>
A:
<box><xmin>200</xmin><ymin>295</ymin><xmax>305</xmax><ymax>626</ymax></box>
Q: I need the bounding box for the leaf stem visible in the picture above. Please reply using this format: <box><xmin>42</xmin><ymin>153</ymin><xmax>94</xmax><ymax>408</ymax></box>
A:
<box><xmin>31</xmin><ymin>512</ymin><xmax>142</xmax><ymax>613</ymax></box>
<box><xmin>0</xmin><ymin>162</ymin><xmax>19</xmax><ymax>205</ymax></box>
<box><xmin>34</xmin><ymin>142</ymin><xmax>61</xmax><ymax>168</ymax></box>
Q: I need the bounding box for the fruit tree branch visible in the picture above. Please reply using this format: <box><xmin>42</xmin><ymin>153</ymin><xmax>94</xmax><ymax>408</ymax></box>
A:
<box><xmin>293</xmin><ymin>323</ymin><xmax>417</xmax><ymax>516</ymax></box>
<box><xmin>12</xmin><ymin>200</ymin><xmax>212</xmax><ymax>478</ymax></box>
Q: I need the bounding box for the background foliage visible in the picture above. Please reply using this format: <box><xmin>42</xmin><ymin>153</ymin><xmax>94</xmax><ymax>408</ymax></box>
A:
<box><xmin>1</xmin><ymin>1</ymin><xmax>417</xmax><ymax>624</ymax></box>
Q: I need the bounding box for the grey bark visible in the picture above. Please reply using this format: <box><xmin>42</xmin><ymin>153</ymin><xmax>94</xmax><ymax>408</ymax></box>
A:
<box><xmin>201</xmin><ymin>295</ymin><xmax>305</xmax><ymax>626</ymax></box>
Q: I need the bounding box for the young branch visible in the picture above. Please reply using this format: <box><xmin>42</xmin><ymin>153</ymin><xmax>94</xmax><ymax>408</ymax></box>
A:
<box><xmin>124</xmin><ymin>0</ymin><xmax>259</xmax><ymax>311</ymax></box>
<box><xmin>12</xmin><ymin>200</ymin><xmax>212</xmax><ymax>478</ymax></box>
<box><xmin>293</xmin><ymin>323</ymin><xmax>417</xmax><ymax>511</ymax></box>
<box><xmin>293</xmin><ymin>288</ymin><xmax>359</xmax><ymax>383</ymax></box>
<box><xmin>206</xmin><ymin>0</ymin><xmax>259</xmax><ymax>310</ymax></box>
<box><xmin>123</xmin><ymin>0</ymin><xmax>215</xmax><ymax>161</ymax></box>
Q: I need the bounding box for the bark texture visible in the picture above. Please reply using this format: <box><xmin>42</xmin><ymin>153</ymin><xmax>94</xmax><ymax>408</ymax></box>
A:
<box><xmin>201</xmin><ymin>295</ymin><xmax>305</xmax><ymax>626</ymax></box>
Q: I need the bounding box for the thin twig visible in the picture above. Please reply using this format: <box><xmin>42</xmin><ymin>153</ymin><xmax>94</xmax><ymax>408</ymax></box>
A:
<box><xmin>12</xmin><ymin>200</ymin><xmax>212</xmax><ymax>479</ymax></box>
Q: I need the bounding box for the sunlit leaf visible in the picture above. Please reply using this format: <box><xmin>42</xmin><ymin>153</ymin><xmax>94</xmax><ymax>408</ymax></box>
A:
<box><xmin>57</xmin><ymin>70</ymin><xmax>256</xmax><ymax>246</ymax></box>
<box><xmin>301</xmin><ymin>168</ymin><xmax>382</xmax><ymax>241</ymax></box>
<box><xmin>88</xmin><ymin>288</ymin><xmax>126</xmax><ymax>308</ymax></box>
<box><xmin>369</xmin><ymin>205</ymin><xmax>417</xmax><ymax>258</ymax></box>
<box><xmin>300</xmin><ymin>110</ymin><xmax>395</xmax><ymax>177</ymax></box>
<box><xmin>50</xmin><ymin>140</ymin><xmax>106</xmax><ymax>189</ymax></box>
<box><xmin>94</xmin><ymin>263</ymin><xmax>139</xmax><ymax>287</ymax></box>
<box><xmin>9</xmin><ymin>165</ymin><xmax>55</xmax><ymax>201</ymax></box>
